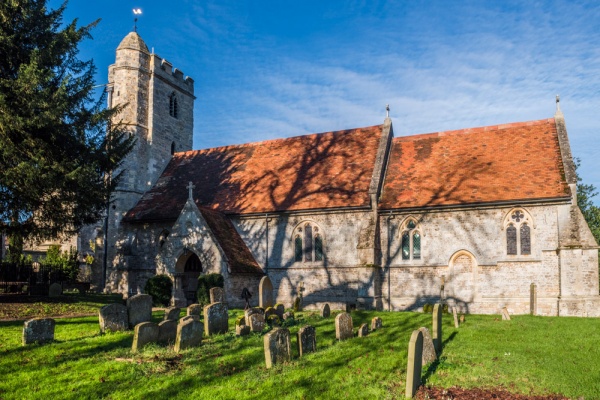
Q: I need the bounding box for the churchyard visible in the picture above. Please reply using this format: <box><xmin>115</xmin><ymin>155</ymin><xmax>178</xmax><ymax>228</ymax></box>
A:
<box><xmin>0</xmin><ymin>297</ymin><xmax>599</xmax><ymax>399</ymax></box>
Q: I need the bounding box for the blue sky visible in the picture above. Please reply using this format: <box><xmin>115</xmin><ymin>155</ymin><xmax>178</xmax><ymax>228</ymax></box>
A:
<box><xmin>55</xmin><ymin>1</ymin><xmax>600</xmax><ymax>203</ymax></box>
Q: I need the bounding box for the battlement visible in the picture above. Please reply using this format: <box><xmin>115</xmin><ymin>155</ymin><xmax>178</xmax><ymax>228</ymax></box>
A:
<box><xmin>150</xmin><ymin>54</ymin><xmax>194</xmax><ymax>94</ymax></box>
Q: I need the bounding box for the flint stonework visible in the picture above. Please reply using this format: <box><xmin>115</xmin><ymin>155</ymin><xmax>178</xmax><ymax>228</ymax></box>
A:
<box><xmin>321</xmin><ymin>303</ymin><xmax>331</xmax><ymax>318</ymax></box>
<box><xmin>99</xmin><ymin>303</ymin><xmax>128</xmax><ymax>333</ymax></box>
<box><xmin>419</xmin><ymin>327</ymin><xmax>437</xmax><ymax>365</ymax></box>
<box><xmin>210</xmin><ymin>287</ymin><xmax>225</xmax><ymax>304</ymax></box>
<box><xmin>297</xmin><ymin>325</ymin><xmax>317</xmax><ymax>357</ymax></box>
<box><xmin>127</xmin><ymin>294</ymin><xmax>153</xmax><ymax>328</ymax></box>
<box><xmin>132</xmin><ymin>322</ymin><xmax>159</xmax><ymax>352</ymax></box>
<box><xmin>335</xmin><ymin>312</ymin><xmax>353</xmax><ymax>341</ymax></box>
<box><xmin>23</xmin><ymin>318</ymin><xmax>55</xmax><ymax>345</ymax></box>
<box><xmin>259</xmin><ymin>276</ymin><xmax>274</xmax><ymax>308</ymax></box>
<box><xmin>175</xmin><ymin>318</ymin><xmax>203</xmax><ymax>352</ymax></box>
<box><xmin>164</xmin><ymin>307</ymin><xmax>181</xmax><ymax>321</ymax></box>
<box><xmin>405</xmin><ymin>329</ymin><xmax>424</xmax><ymax>399</ymax></box>
<box><xmin>203</xmin><ymin>302</ymin><xmax>228</xmax><ymax>336</ymax></box>
<box><xmin>263</xmin><ymin>328</ymin><xmax>291</xmax><ymax>368</ymax></box>
<box><xmin>158</xmin><ymin>319</ymin><xmax>178</xmax><ymax>344</ymax></box>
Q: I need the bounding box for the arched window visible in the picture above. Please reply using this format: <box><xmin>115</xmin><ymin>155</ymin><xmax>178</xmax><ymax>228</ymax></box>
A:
<box><xmin>401</xmin><ymin>218</ymin><xmax>421</xmax><ymax>260</ymax></box>
<box><xmin>169</xmin><ymin>92</ymin><xmax>178</xmax><ymax>118</ymax></box>
<box><xmin>292</xmin><ymin>222</ymin><xmax>325</xmax><ymax>263</ymax></box>
<box><xmin>504</xmin><ymin>209</ymin><xmax>533</xmax><ymax>256</ymax></box>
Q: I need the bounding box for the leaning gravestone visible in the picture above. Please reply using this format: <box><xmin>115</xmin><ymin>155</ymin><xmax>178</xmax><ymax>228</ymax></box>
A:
<box><xmin>245</xmin><ymin>308</ymin><xmax>266</xmax><ymax>332</ymax></box>
<box><xmin>405</xmin><ymin>329</ymin><xmax>424</xmax><ymax>399</ymax></box>
<box><xmin>174</xmin><ymin>318</ymin><xmax>203</xmax><ymax>352</ymax></box>
<box><xmin>371</xmin><ymin>316</ymin><xmax>382</xmax><ymax>330</ymax></box>
<box><xmin>127</xmin><ymin>294</ymin><xmax>153</xmax><ymax>328</ymax></box>
<box><xmin>158</xmin><ymin>319</ymin><xmax>178</xmax><ymax>344</ymax></box>
<box><xmin>164</xmin><ymin>307</ymin><xmax>181</xmax><ymax>321</ymax></box>
<box><xmin>453</xmin><ymin>307</ymin><xmax>459</xmax><ymax>328</ymax></box>
<box><xmin>418</xmin><ymin>327</ymin><xmax>437</xmax><ymax>365</ymax></box>
<box><xmin>263</xmin><ymin>328</ymin><xmax>291</xmax><ymax>368</ymax></box>
<box><xmin>48</xmin><ymin>282</ymin><xmax>62</xmax><ymax>297</ymax></box>
<box><xmin>209</xmin><ymin>287</ymin><xmax>225</xmax><ymax>304</ymax></box>
<box><xmin>297</xmin><ymin>325</ymin><xmax>316</xmax><ymax>357</ymax></box>
<box><xmin>203</xmin><ymin>302</ymin><xmax>228</xmax><ymax>336</ymax></box>
<box><xmin>99</xmin><ymin>303</ymin><xmax>128</xmax><ymax>333</ymax></box>
<box><xmin>501</xmin><ymin>307</ymin><xmax>511</xmax><ymax>321</ymax></box>
<box><xmin>335</xmin><ymin>312</ymin><xmax>353</xmax><ymax>341</ymax></box>
<box><xmin>23</xmin><ymin>318</ymin><xmax>55</xmax><ymax>345</ymax></box>
<box><xmin>432</xmin><ymin>303</ymin><xmax>442</xmax><ymax>354</ymax></box>
<box><xmin>187</xmin><ymin>304</ymin><xmax>202</xmax><ymax>318</ymax></box>
<box><xmin>358</xmin><ymin>323</ymin><xmax>368</xmax><ymax>337</ymax></box>
<box><xmin>321</xmin><ymin>303</ymin><xmax>331</xmax><ymax>318</ymax></box>
<box><xmin>132</xmin><ymin>322</ymin><xmax>159</xmax><ymax>352</ymax></box>
<box><xmin>259</xmin><ymin>276</ymin><xmax>274</xmax><ymax>308</ymax></box>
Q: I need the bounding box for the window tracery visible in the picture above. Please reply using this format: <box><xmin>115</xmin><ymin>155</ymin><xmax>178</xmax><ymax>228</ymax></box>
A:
<box><xmin>292</xmin><ymin>222</ymin><xmax>324</xmax><ymax>263</ymax></box>
<box><xmin>504</xmin><ymin>209</ymin><xmax>532</xmax><ymax>256</ymax></box>
<box><xmin>401</xmin><ymin>218</ymin><xmax>421</xmax><ymax>260</ymax></box>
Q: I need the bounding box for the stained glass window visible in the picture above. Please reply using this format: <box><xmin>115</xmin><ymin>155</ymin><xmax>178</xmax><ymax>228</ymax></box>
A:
<box><xmin>520</xmin><ymin>223</ymin><xmax>531</xmax><ymax>255</ymax></box>
<box><xmin>304</xmin><ymin>224</ymin><xmax>313</xmax><ymax>261</ymax></box>
<box><xmin>315</xmin><ymin>234</ymin><xmax>323</xmax><ymax>261</ymax></box>
<box><xmin>294</xmin><ymin>235</ymin><xmax>303</xmax><ymax>261</ymax></box>
<box><xmin>402</xmin><ymin>232</ymin><xmax>410</xmax><ymax>260</ymax></box>
<box><xmin>507</xmin><ymin>224</ymin><xmax>517</xmax><ymax>255</ymax></box>
<box><xmin>412</xmin><ymin>232</ymin><xmax>421</xmax><ymax>259</ymax></box>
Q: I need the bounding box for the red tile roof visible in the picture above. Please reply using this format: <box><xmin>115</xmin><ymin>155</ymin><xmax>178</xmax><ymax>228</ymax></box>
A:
<box><xmin>124</xmin><ymin>125</ymin><xmax>383</xmax><ymax>221</ymax></box>
<box><xmin>378</xmin><ymin>119</ymin><xmax>571</xmax><ymax>210</ymax></box>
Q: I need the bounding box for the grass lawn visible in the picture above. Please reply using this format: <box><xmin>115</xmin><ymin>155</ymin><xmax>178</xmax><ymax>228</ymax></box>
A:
<box><xmin>0</xmin><ymin>307</ymin><xmax>598</xmax><ymax>399</ymax></box>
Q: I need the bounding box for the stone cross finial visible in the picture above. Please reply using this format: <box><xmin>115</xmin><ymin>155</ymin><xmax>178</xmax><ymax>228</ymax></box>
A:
<box><xmin>187</xmin><ymin>181</ymin><xmax>195</xmax><ymax>200</ymax></box>
<box><xmin>386</xmin><ymin>104</ymin><xmax>390</xmax><ymax>118</ymax></box>
<box><xmin>555</xmin><ymin>94</ymin><xmax>563</xmax><ymax>116</ymax></box>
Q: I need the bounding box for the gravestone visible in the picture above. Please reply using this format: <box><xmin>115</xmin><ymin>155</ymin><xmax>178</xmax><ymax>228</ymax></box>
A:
<box><xmin>432</xmin><ymin>303</ymin><xmax>442</xmax><ymax>354</ymax></box>
<box><xmin>405</xmin><ymin>329</ymin><xmax>424</xmax><ymax>399</ymax></box>
<box><xmin>530</xmin><ymin>283</ymin><xmax>537</xmax><ymax>315</ymax></box>
<box><xmin>459</xmin><ymin>314</ymin><xmax>465</xmax><ymax>324</ymax></box>
<box><xmin>453</xmin><ymin>307</ymin><xmax>459</xmax><ymax>328</ymax></box>
<box><xmin>245</xmin><ymin>308</ymin><xmax>265</xmax><ymax>332</ymax></box>
<box><xmin>132</xmin><ymin>322</ymin><xmax>159</xmax><ymax>352</ymax></box>
<box><xmin>22</xmin><ymin>318</ymin><xmax>55</xmax><ymax>345</ymax></box>
<box><xmin>236</xmin><ymin>324</ymin><xmax>250</xmax><ymax>336</ymax></box>
<box><xmin>259</xmin><ymin>276</ymin><xmax>274</xmax><ymax>308</ymax></box>
<box><xmin>187</xmin><ymin>304</ymin><xmax>202</xmax><ymax>318</ymax></box>
<box><xmin>371</xmin><ymin>316</ymin><xmax>382</xmax><ymax>330</ymax></box>
<box><xmin>274</xmin><ymin>303</ymin><xmax>285</xmax><ymax>318</ymax></box>
<box><xmin>174</xmin><ymin>318</ymin><xmax>203</xmax><ymax>352</ymax></box>
<box><xmin>48</xmin><ymin>282</ymin><xmax>62</xmax><ymax>297</ymax></box>
<box><xmin>263</xmin><ymin>328</ymin><xmax>291</xmax><ymax>368</ymax></box>
<box><xmin>158</xmin><ymin>319</ymin><xmax>178</xmax><ymax>344</ymax></box>
<box><xmin>501</xmin><ymin>307</ymin><xmax>511</xmax><ymax>321</ymax></box>
<box><xmin>418</xmin><ymin>327</ymin><xmax>437</xmax><ymax>365</ymax></box>
<box><xmin>127</xmin><ymin>294</ymin><xmax>152</xmax><ymax>328</ymax></box>
<box><xmin>210</xmin><ymin>287</ymin><xmax>225</xmax><ymax>304</ymax></box>
<box><xmin>297</xmin><ymin>325</ymin><xmax>316</xmax><ymax>357</ymax></box>
<box><xmin>99</xmin><ymin>303</ymin><xmax>128</xmax><ymax>333</ymax></box>
<box><xmin>358</xmin><ymin>323</ymin><xmax>368</xmax><ymax>337</ymax></box>
<box><xmin>321</xmin><ymin>303</ymin><xmax>331</xmax><ymax>318</ymax></box>
<box><xmin>335</xmin><ymin>312</ymin><xmax>353</xmax><ymax>341</ymax></box>
<box><xmin>203</xmin><ymin>302</ymin><xmax>228</xmax><ymax>336</ymax></box>
<box><xmin>265</xmin><ymin>307</ymin><xmax>277</xmax><ymax>319</ymax></box>
<box><xmin>282</xmin><ymin>311</ymin><xmax>294</xmax><ymax>320</ymax></box>
<box><xmin>179</xmin><ymin>315</ymin><xmax>199</xmax><ymax>324</ymax></box>
<box><xmin>164</xmin><ymin>307</ymin><xmax>181</xmax><ymax>321</ymax></box>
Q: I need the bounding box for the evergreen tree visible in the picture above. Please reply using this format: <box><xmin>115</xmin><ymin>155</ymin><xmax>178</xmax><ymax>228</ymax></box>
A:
<box><xmin>0</xmin><ymin>0</ymin><xmax>134</xmax><ymax>260</ymax></box>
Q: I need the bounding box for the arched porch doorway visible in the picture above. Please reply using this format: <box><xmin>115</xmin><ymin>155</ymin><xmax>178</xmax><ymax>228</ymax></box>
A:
<box><xmin>175</xmin><ymin>251</ymin><xmax>202</xmax><ymax>304</ymax></box>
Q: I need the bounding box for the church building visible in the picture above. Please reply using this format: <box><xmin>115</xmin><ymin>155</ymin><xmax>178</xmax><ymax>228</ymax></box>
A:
<box><xmin>91</xmin><ymin>31</ymin><xmax>599</xmax><ymax>317</ymax></box>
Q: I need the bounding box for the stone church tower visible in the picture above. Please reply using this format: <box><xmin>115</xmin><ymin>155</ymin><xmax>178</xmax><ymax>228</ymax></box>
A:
<box><xmin>99</xmin><ymin>31</ymin><xmax>195</xmax><ymax>292</ymax></box>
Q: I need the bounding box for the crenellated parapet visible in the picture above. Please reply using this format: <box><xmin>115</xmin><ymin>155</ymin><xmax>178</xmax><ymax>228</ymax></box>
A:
<box><xmin>150</xmin><ymin>54</ymin><xmax>194</xmax><ymax>96</ymax></box>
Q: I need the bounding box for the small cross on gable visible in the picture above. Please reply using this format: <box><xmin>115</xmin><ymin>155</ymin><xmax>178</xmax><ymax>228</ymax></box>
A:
<box><xmin>187</xmin><ymin>181</ymin><xmax>195</xmax><ymax>200</ymax></box>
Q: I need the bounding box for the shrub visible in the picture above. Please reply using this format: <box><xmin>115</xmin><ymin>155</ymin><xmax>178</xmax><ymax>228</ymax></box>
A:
<box><xmin>423</xmin><ymin>303</ymin><xmax>433</xmax><ymax>313</ymax></box>
<box><xmin>43</xmin><ymin>245</ymin><xmax>79</xmax><ymax>282</ymax></box>
<box><xmin>144</xmin><ymin>275</ymin><xmax>173</xmax><ymax>307</ymax></box>
<box><xmin>197</xmin><ymin>273</ymin><xmax>224</xmax><ymax>305</ymax></box>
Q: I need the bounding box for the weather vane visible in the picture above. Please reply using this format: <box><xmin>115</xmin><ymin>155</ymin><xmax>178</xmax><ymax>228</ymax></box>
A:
<box><xmin>133</xmin><ymin>8</ymin><xmax>142</xmax><ymax>32</ymax></box>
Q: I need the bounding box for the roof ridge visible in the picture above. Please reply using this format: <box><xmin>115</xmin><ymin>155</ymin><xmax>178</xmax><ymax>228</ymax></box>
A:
<box><xmin>394</xmin><ymin>118</ymin><xmax>555</xmax><ymax>142</ymax></box>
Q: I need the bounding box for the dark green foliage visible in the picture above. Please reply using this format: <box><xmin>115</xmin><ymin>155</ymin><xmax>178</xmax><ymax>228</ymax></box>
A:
<box><xmin>43</xmin><ymin>244</ymin><xmax>79</xmax><ymax>282</ymax></box>
<box><xmin>144</xmin><ymin>275</ymin><xmax>173</xmax><ymax>307</ymax></box>
<box><xmin>575</xmin><ymin>158</ymin><xmax>600</xmax><ymax>290</ymax></box>
<box><xmin>197</xmin><ymin>273</ymin><xmax>224</xmax><ymax>305</ymax></box>
<box><xmin>0</xmin><ymin>0</ymin><xmax>135</xmax><ymax>256</ymax></box>
<box><xmin>423</xmin><ymin>303</ymin><xmax>433</xmax><ymax>313</ymax></box>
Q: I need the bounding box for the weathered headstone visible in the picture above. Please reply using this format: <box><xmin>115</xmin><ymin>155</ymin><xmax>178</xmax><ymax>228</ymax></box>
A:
<box><xmin>530</xmin><ymin>283</ymin><xmax>537</xmax><ymax>315</ymax></box>
<box><xmin>99</xmin><ymin>303</ymin><xmax>128</xmax><ymax>333</ymax></box>
<box><xmin>174</xmin><ymin>318</ymin><xmax>203</xmax><ymax>352</ymax></box>
<box><xmin>209</xmin><ymin>287</ymin><xmax>225</xmax><ymax>304</ymax></box>
<box><xmin>48</xmin><ymin>282</ymin><xmax>62</xmax><ymax>297</ymax></box>
<box><xmin>405</xmin><ymin>329</ymin><xmax>424</xmax><ymax>399</ymax></box>
<box><xmin>371</xmin><ymin>316</ymin><xmax>382</xmax><ymax>330</ymax></box>
<box><xmin>358</xmin><ymin>323</ymin><xmax>368</xmax><ymax>337</ymax></box>
<box><xmin>321</xmin><ymin>303</ymin><xmax>331</xmax><ymax>318</ymax></box>
<box><xmin>259</xmin><ymin>276</ymin><xmax>274</xmax><ymax>308</ymax></box>
<box><xmin>459</xmin><ymin>314</ymin><xmax>465</xmax><ymax>324</ymax></box>
<box><xmin>282</xmin><ymin>311</ymin><xmax>294</xmax><ymax>320</ymax></box>
<box><xmin>158</xmin><ymin>319</ymin><xmax>178</xmax><ymax>344</ymax></box>
<box><xmin>263</xmin><ymin>328</ymin><xmax>291</xmax><ymax>368</ymax></box>
<box><xmin>335</xmin><ymin>312</ymin><xmax>353</xmax><ymax>341</ymax></box>
<box><xmin>132</xmin><ymin>322</ymin><xmax>159</xmax><ymax>352</ymax></box>
<box><xmin>179</xmin><ymin>315</ymin><xmax>199</xmax><ymax>324</ymax></box>
<box><xmin>127</xmin><ymin>294</ymin><xmax>153</xmax><ymax>328</ymax></box>
<box><xmin>432</xmin><ymin>303</ymin><xmax>442</xmax><ymax>354</ymax></box>
<box><xmin>453</xmin><ymin>307</ymin><xmax>459</xmax><ymax>328</ymax></box>
<box><xmin>236</xmin><ymin>324</ymin><xmax>251</xmax><ymax>336</ymax></box>
<box><xmin>297</xmin><ymin>325</ymin><xmax>316</xmax><ymax>357</ymax></box>
<box><xmin>418</xmin><ymin>327</ymin><xmax>437</xmax><ymax>365</ymax></box>
<box><xmin>265</xmin><ymin>307</ymin><xmax>277</xmax><ymax>319</ymax></box>
<box><xmin>245</xmin><ymin>307</ymin><xmax>266</xmax><ymax>332</ymax></box>
<box><xmin>187</xmin><ymin>304</ymin><xmax>202</xmax><ymax>318</ymax></box>
<box><xmin>274</xmin><ymin>303</ymin><xmax>285</xmax><ymax>318</ymax></box>
<box><xmin>22</xmin><ymin>318</ymin><xmax>55</xmax><ymax>345</ymax></box>
<box><xmin>501</xmin><ymin>307</ymin><xmax>511</xmax><ymax>321</ymax></box>
<box><xmin>164</xmin><ymin>307</ymin><xmax>181</xmax><ymax>321</ymax></box>
<box><xmin>203</xmin><ymin>302</ymin><xmax>228</xmax><ymax>336</ymax></box>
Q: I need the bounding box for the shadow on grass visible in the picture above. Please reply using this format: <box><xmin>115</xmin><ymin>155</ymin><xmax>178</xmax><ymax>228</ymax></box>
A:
<box><xmin>422</xmin><ymin>331</ymin><xmax>457</xmax><ymax>385</ymax></box>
